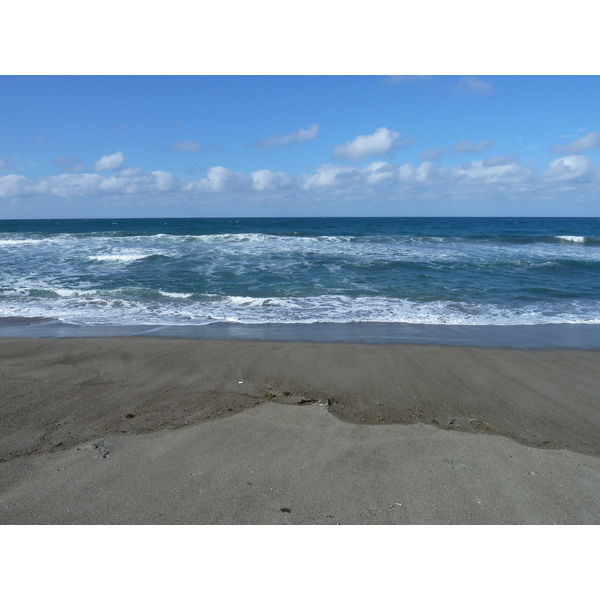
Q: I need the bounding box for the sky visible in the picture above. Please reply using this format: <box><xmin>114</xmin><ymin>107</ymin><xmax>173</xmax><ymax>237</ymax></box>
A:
<box><xmin>1</xmin><ymin>75</ymin><xmax>599</xmax><ymax>219</ymax></box>
<box><xmin>1</xmin><ymin>6</ymin><xmax>599</xmax><ymax>219</ymax></box>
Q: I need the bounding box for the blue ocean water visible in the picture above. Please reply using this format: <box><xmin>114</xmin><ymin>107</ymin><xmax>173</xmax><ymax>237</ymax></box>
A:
<box><xmin>1</xmin><ymin>217</ymin><xmax>600</xmax><ymax>343</ymax></box>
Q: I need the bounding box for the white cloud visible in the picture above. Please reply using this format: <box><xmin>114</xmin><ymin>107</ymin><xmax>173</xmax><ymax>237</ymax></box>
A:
<box><xmin>150</xmin><ymin>171</ymin><xmax>178</xmax><ymax>192</ymax></box>
<box><xmin>202</xmin><ymin>166</ymin><xmax>235</xmax><ymax>191</ymax></box>
<box><xmin>418</xmin><ymin>147</ymin><xmax>446</xmax><ymax>161</ymax></box>
<box><xmin>550</xmin><ymin>132</ymin><xmax>599</xmax><ymax>155</ymax></box>
<box><xmin>0</xmin><ymin>171</ymin><xmax>187</xmax><ymax>199</ymax></box>
<box><xmin>250</xmin><ymin>169</ymin><xmax>293</xmax><ymax>191</ymax></box>
<box><xmin>453</xmin><ymin>76</ymin><xmax>494</xmax><ymax>96</ymax></box>
<box><xmin>363</xmin><ymin>162</ymin><xmax>396</xmax><ymax>185</ymax></box>
<box><xmin>302</xmin><ymin>161</ymin><xmax>428</xmax><ymax>189</ymax></box>
<box><xmin>452</xmin><ymin>139</ymin><xmax>493</xmax><ymax>154</ymax></box>
<box><xmin>333</xmin><ymin>127</ymin><xmax>411</xmax><ymax>162</ymax></box>
<box><xmin>47</xmin><ymin>173</ymin><xmax>104</xmax><ymax>197</ymax></box>
<box><xmin>97</xmin><ymin>175</ymin><xmax>128</xmax><ymax>194</ymax></box>
<box><xmin>395</xmin><ymin>163</ymin><xmax>424</xmax><ymax>183</ymax></box>
<box><xmin>117</xmin><ymin>167</ymin><xmax>143</xmax><ymax>177</ymax></box>
<box><xmin>301</xmin><ymin>164</ymin><xmax>359</xmax><ymax>189</ymax></box>
<box><xmin>0</xmin><ymin>158</ymin><xmax>532</xmax><ymax>200</ymax></box>
<box><xmin>413</xmin><ymin>162</ymin><xmax>438</xmax><ymax>183</ymax></box>
<box><xmin>165</xmin><ymin>140</ymin><xmax>200</xmax><ymax>152</ymax></box>
<box><xmin>1</xmin><ymin>154</ymin><xmax>598</xmax><ymax>216</ymax></box>
<box><xmin>0</xmin><ymin>173</ymin><xmax>100</xmax><ymax>198</ymax></box>
<box><xmin>543</xmin><ymin>155</ymin><xmax>594</xmax><ymax>181</ymax></box>
<box><xmin>197</xmin><ymin>166</ymin><xmax>251</xmax><ymax>192</ymax></box>
<box><xmin>457</xmin><ymin>160</ymin><xmax>531</xmax><ymax>183</ymax></box>
<box><xmin>0</xmin><ymin>174</ymin><xmax>31</xmax><ymax>196</ymax></box>
<box><xmin>101</xmin><ymin>171</ymin><xmax>184</xmax><ymax>195</ymax></box>
<box><xmin>93</xmin><ymin>151</ymin><xmax>125</xmax><ymax>172</ymax></box>
<box><xmin>253</xmin><ymin>124</ymin><xmax>319</xmax><ymax>151</ymax></box>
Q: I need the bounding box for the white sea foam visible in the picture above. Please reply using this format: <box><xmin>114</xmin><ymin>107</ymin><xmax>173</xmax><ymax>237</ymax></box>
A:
<box><xmin>53</xmin><ymin>288</ymin><xmax>100</xmax><ymax>297</ymax></box>
<box><xmin>3</xmin><ymin>293</ymin><xmax>600</xmax><ymax>327</ymax></box>
<box><xmin>557</xmin><ymin>236</ymin><xmax>586</xmax><ymax>243</ymax></box>
<box><xmin>0</xmin><ymin>239</ymin><xmax>46</xmax><ymax>246</ymax></box>
<box><xmin>89</xmin><ymin>253</ymin><xmax>153</xmax><ymax>263</ymax></box>
<box><xmin>191</xmin><ymin>233</ymin><xmax>273</xmax><ymax>243</ymax></box>
<box><xmin>158</xmin><ymin>291</ymin><xmax>193</xmax><ymax>299</ymax></box>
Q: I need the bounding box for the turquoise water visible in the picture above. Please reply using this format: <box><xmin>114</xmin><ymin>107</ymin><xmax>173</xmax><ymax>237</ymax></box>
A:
<box><xmin>1</xmin><ymin>217</ymin><xmax>600</xmax><ymax>331</ymax></box>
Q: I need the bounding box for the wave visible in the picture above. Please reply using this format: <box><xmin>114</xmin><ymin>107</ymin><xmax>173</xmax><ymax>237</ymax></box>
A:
<box><xmin>88</xmin><ymin>253</ymin><xmax>170</xmax><ymax>264</ymax></box>
<box><xmin>556</xmin><ymin>235</ymin><xmax>587</xmax><ymax>244</ymax></box>
<box><xmin>0</xmin><ymin>239</ymin><xmax>47</xmax><ymax>247</ymax></box>
<box><xmin>174</xmin><ymin>232</ymin><xmax>600</xmax><ymax>247</ymax></box>
<box><xmin>3</xmin><ymin>294</ymin><xmax>600</xmax><ymax>327</ymax></box>
<box><xmin>5</xmin><ymin>229</ymin><xmax>600</xmax><ymax>251</ymax></box>
<box><xmin>158</xmin><ymin>291</ymin><xmax>194</xmax><ymax>299</ymax></box>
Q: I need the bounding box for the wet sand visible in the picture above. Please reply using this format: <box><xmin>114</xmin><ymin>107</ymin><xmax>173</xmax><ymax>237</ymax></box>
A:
<box><xmin>1</xmin><ymin>337</ymin><xmax>599</xmax><ymax>524</ymax></box>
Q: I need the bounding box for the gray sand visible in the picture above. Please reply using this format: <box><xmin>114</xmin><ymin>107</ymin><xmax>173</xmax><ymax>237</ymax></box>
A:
<box><xmin>1</xmin><ymin>337</ymin><xmax>599</xmax><ymax>524</ymax></box>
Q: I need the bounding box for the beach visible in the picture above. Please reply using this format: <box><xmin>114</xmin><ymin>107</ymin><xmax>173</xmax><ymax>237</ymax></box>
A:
<box><xmin>1</xmin><ymin>336</ymin><xmax>599</xmax><ymax>524</ymax></box>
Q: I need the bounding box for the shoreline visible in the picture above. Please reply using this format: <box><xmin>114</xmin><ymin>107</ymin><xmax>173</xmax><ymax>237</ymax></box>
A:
<box><xmin>2</xmin><ymin>319</ymin><xmax>600</xmax><ymax>349</ymax></box>
<box><xmin>2</xmin><ymin>336</ymin><xmax>600</xmax><ymax>524</ymax></box>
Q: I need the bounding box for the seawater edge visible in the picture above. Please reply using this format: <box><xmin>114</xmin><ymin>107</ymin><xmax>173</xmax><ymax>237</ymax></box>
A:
<box><xmin>1</xmin><ymin>318</ymin><xmax>600</xmax><ymax>349</ymax></box>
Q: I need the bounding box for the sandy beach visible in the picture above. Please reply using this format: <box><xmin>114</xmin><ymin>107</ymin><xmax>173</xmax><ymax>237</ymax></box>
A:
<box><xmin>1</xmin><ymin>337</ymin><xmax>599</xmax><ymax>524</ymax></box>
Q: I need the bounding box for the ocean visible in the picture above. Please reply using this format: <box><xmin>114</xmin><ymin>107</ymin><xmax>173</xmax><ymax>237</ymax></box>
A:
<box><xmin>2</xmin><ymin>217</ymin><xmax>600</xmax><ymax>347</ymax></box>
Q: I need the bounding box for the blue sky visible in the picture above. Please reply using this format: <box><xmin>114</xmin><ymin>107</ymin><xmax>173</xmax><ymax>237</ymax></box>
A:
<box><xmin>1</xmin><ymin>75</ymin><xmax>599</xmax><ymax>218</ymax></box>
<box><xmin>1</xmin><ymin>4</ymin><xmax>599</xmax><ymax>218</ymax></box>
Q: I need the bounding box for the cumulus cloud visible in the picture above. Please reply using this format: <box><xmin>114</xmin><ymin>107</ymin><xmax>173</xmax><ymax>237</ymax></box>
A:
<box><xmin>93</xmin><ymin>151</ymin><xmax>125</xmax><ymax>172</ymax></box>
<box><xmin>456</xmin><ymin>160</ymin><xmax>531</xmax><ymax>183</ymax></box>
<box><xmin>0</xmin><ymin>171</ymin><xmax>182</xmax><ymax>199</ymax></box>
<box><xmin>252</xmin><ymin>124</ymin><xmax>319</xmax><ymax>151</ymax></box>
<box><xmin>197</xmin><ymin>166</ymin><xmax>251</xmax><ymax>192</ymax></box>
<box><xmin>165</xmin><ymin>140</ymin><xmax>200</xmax><ymax>152</ymax></box>
<box><xmin>301</xmin><ymin>161</ymin><xmax>436</xmax><ymax>190</ymax></box>
<box><xmin>0</xmin><ymin>174</ymin><xmax>33</xmax><ymax>197</ymax></box>
<box><xmin>452</xmin><ymin>139</ymin><xmax>493</xmax><ymax>154</ymax></box>
<box><xmin>543</xmin><ymin>155</ymin><xmax>594</xmax><ymax>181</ymax></box>
<box><xmin>333</xmin><ymin>127</ymin><xmax>412</xmax><ymax>162</ymax></box>
<box><xmin>250</xmin><ymin>169</ymin><xmax>293</xmax><ymax>191</ymax></box>
<box><xmin>300</xmin><ymin>164</ymin><xmax>359</xmax><ymax>189</ymax></box>
<box><xmin>418</xmin><ymin>147</ymin><xmax>446</xmax><ymax>161</ymax></box>
<box><xmin>2</xmin><ymin>154</ymin><xmax>598</xmax><ymax>215</ymax></box>
<box><xmin>0</xmin><ymin>158</ymin><xmax>530</xmax><ymax>200</ymax></box>
<box><xmin>453</xmin><ymin>76</ymin><xmax>494</xmax><ymax>96</ymax></box>
<box><xmin>550</xmin><ymin>132</ymin><xmax>599</xmax><ymax>155</ymax></box>
<box><xmin>363</xmin><ymin>162</ymin><xmax>397</xmax><ymax>185</ymax></box>
<box><xmin>45</xmin><ymin>173</ymin><xmax>104</xmax><ymax>197</ymax></box>
<box><xmin>395</xmin><ymin>162</ymin><xmax>439</xmax><ymax>184</ymax></box>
